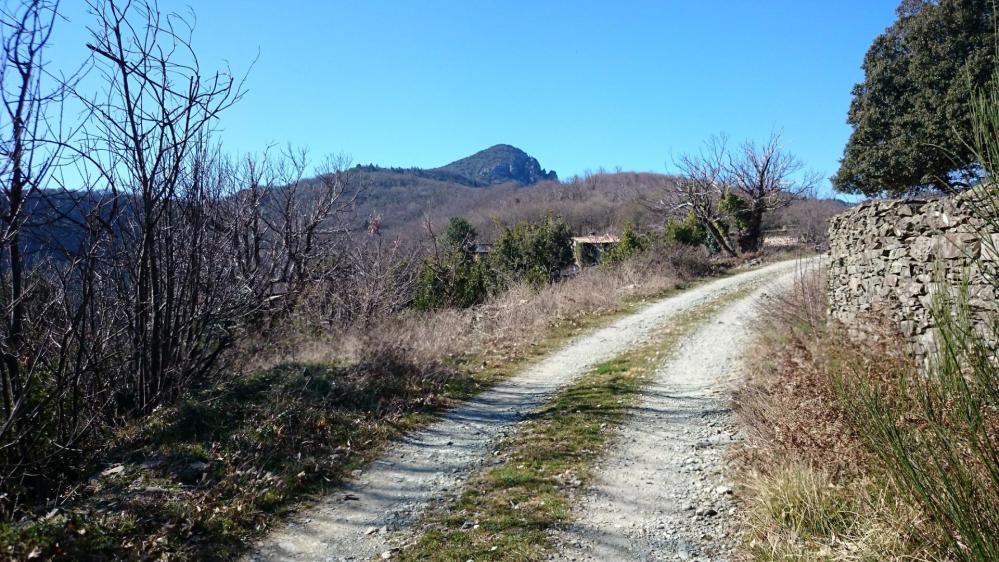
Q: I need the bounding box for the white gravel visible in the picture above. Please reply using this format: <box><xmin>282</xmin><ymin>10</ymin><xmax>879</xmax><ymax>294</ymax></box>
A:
<box><xmin>247</xmin><ymin>259</ymin><xmax>809</xmax><ymax>562</ymax></box>
<box><xmin>550</xmin><ymin>260</ymin><xmax>818</xmax><ymax>562</ymax></box>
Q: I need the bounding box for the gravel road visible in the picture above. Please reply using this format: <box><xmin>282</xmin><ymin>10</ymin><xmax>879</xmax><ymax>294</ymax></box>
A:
<box><xmin>247</xmin><ymin>259</ymin><xmax>809</xmax><ymax>562</ymax></box>
<box><xmin>550</xmin><ymin>261</ymin><xmax>815</xmax><ymax>562</ymax></box>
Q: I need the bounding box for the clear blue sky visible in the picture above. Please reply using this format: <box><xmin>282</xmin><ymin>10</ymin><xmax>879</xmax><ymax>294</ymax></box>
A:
<box><xmin>49</xmin><ymin>1</ymin><xmax>901</xmax><ymax>197</ymax></box>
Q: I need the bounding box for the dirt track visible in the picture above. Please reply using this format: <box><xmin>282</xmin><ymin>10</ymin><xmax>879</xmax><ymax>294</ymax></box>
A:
<box><xmin>551</xmin><ymin>261</ymin><xmax>813</xmax><ymax>561</ymax></box>
<box><xmin>248</xmin><ymin>259</ymin><xmax>811</xmax><ymax>562</ymax></box>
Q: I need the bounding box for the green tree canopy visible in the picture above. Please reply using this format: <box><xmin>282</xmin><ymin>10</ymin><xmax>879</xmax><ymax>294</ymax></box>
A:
<box><xmin>833</xmin><ymin>0</ymin><xmax>995</xmax><ymax>197</ymax></box>
<box><xmin>444</xmin><ymin>217</ymin><xmax>477</xmax><ymax>256</ymax></box>
<box><xmin>602</xmin><ymin>223</ymin><xmax>647</xmax><ymax>265</ymax></box>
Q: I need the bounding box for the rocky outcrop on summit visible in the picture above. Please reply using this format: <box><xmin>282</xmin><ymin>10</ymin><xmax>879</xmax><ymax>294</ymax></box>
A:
<box><xmin>433</xmin><ymin>144</ymin><xmax>557</xmax><ymax>186</ymax></box>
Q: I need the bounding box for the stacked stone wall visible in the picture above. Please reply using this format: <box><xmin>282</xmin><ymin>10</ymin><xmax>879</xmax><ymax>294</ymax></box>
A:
<box><xmin>827</xmin><ymin>191</ymin><xmax>999</xmax><ymax>364</ymax></box>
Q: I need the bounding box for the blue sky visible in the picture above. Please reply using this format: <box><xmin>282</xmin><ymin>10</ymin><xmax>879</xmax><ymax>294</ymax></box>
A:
<box><xmin>49</xmin><ymin>1</ymin><xmax>901</xmax><ymax>197</ymax></box>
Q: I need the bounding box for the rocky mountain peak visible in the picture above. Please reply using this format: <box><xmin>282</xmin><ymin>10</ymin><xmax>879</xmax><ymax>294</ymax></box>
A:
<box><xmin>433</xmin><ymin>144</ymin><xmax>557</xmax><ymax>186</ymax></box>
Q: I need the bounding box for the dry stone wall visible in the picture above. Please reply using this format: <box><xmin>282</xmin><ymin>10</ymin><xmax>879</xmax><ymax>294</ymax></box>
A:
<box><xmin>827</xmin><ymin>190</ymin><xmax>999</xmax><ymax>364</ymax></box>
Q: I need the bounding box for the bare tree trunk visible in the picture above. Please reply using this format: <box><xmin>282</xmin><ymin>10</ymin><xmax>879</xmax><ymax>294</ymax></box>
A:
<box><xmin>735</xmin><ymin>202</ymin><xmax>766</xmax><ymax>253</ymax></box>
<box><xmin>705</xmin><ymin>218</ymin><xmax>737</xmax><ymax>257</ymax></box>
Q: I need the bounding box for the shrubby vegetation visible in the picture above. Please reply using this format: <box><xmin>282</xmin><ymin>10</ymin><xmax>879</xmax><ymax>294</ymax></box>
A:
<box><xmin>414</xmin><ymin>218</ymin><xmax>494</xmax><ymax>310</ymax></box>
<box><xmin>490</xmin><ymin>214</ymin><xmax>575</xmax><ymax>286</ymax></box>
<box><xmin>735</xmin><ymin>271</ymin><xmax>934</xmax><ymax>560</ymax></box>
<box><xmin>718</xmin><ymin>191</ymin><xmax>750</xmax><ymax>232</ymax></box>
<box><xmin>736</xmin><ymin>261</ymin><xmax>999</xmax><ymax>561</ymax></box>
<box><xmin>664</xmin><ymin>212</ymin><xmax>707</xmax><ymax>247</ymax></box>
<box><xmin>601</xmin><ymin>223</ymin><xmax>646</xmax><ymax>265</ymax></box>
<box><xmin>414</xmin><ymin>215</ymin><xmax>576</xmax><ymax>310</ymax></box>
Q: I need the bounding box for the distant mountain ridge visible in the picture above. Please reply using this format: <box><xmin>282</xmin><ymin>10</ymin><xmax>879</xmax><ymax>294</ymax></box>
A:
<box><xmin>353</xmin><ymin>144</ymin><xmax>557</xmax><ymax>188</ymax></box>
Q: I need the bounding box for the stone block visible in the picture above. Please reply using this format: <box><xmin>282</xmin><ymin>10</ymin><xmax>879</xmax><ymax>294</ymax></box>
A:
<box><xmin>910</xmin><ymin>236</ymin><xmax>936</xmax><ymax>261</ymax></box>
<box><xmin>939</xmin><ymin>233</ymin><xmax>980</xmax><ymax>260</ymax></box>
<box><xmin>983</xmin><ymin>234</ymin><xmax>999</xmax><ymax>262</ymax></box>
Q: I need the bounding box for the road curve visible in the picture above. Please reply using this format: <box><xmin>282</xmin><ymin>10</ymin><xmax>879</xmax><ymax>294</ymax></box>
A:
<box><xmin>247</xmin><ymin>258</ymin><xmax>813</xmax><ymax>562</ymax></box>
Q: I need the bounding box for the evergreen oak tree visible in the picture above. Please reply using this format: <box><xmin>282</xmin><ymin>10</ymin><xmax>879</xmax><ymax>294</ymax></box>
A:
<box><xmin>834</xmin><ymin>0</ymin><xmax>995</xmax><ymax>197</ymax></box>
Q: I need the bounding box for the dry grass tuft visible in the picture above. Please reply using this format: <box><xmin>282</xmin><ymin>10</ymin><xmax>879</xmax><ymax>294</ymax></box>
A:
<box><xmin>743</xmin><ymin>465</ymin><xmax>933</xmax><ymax>562</ymax></box>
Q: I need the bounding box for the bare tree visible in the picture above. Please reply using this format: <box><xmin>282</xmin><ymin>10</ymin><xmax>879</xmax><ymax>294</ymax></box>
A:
<box><xmin>727</xmin><ymin>131</ymin><xmax>819</xmax><ymax>252</ymax></box>
<box><xmin>652</xmin><ymin>132</ymin><xmax>818</xmax><ymax>256</ymax></box>
<box><xmin>230</xmin><ymin>147</ymin><xmax>357</xmax><ymax>328</ymax></box>
<box><xmin>74</xmin><ymin>0</ymin><xmax>360</xmax><ymax>414</ymax></box>
<box><xmin>0</xmin><ymin>0</ymin><xmax>92</xmax><ymax>508</ymax></box>
<box><xmin>74</xmin><ymin>0</ymin><xmax>250</xmax><ymax>412</ymax></box>
<box><xmin>0</xmin><ymin>0</ymin><xmax>364</xmax><ymax>517</ymax></box>
<box><xmin>259</xmin><ymin>149</ymin><xmax>354</xmax><ymax>305</ymax></box>
<box><xmin>651</xmin><ymin>135</ymin><xmax>738</xmax><ymax>257</ymax></box>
